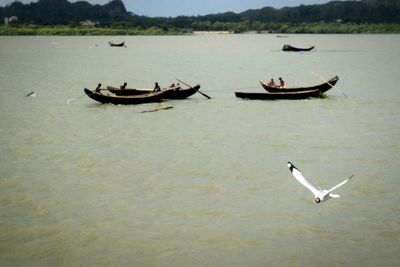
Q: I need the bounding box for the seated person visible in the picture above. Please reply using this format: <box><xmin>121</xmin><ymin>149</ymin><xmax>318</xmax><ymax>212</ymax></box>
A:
<box><xmin>267</xmin><ymin>79</ymin><xmax>275</xmax><ymax>87</ymax></box>
<box><xmin>95</xmin><ymin>83</ymin><xmax>102</xmax><ymax>92</ymax></box>
<box><xmin>279</xmin><ymin>77</ymin><xmax>285</xmax><ymax>88</ymax></box>
<box><xmin>153</xmin><ymin>82</ymin><xmax>161</xmax><ymax>92</ymax></box>
<box><xmin>174</xmin><ymin>83</ymin><xmax>181</xmax><ymax>91</ymax></box>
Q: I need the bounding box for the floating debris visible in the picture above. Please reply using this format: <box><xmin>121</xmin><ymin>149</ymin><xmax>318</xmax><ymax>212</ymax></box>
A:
<box><xmin>140</xmin><ymin>106</ymin><xmax>173</xmax><ymax>113</ymax></box>
<box><xmin>26</xmin><ymin>91</ymin><xmax>36</xmax><ymax>97</ymax></box>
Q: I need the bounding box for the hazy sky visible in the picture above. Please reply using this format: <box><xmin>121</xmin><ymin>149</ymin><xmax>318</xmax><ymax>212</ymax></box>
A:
<box><xmin>0</xmin><ymin>0</ymin><xmax>334</xmax><ymax>17</ymax></box>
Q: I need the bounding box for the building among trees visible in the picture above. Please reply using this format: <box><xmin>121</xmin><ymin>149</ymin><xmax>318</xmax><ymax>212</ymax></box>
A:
<box><xmin>4</xmin><ymin>16</ymin><xmax>18</xmax><ymax>24</ymax></box>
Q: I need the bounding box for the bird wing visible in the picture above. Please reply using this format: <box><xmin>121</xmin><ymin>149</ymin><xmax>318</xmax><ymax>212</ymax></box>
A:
<box><xmin>288</xmin><ymin>162</ymin><xmax>322</xmax><ymax>196</ymax></box>
<box><xmin>326</xmin><ymin>174</ymin><xmax>354</xmax><ymax>194</ymax></box>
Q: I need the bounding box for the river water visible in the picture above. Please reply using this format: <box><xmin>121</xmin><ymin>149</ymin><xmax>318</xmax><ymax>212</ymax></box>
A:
<box><xmin>0</xmin><ymin>34</ymin><xmax>399</xmax><ymax>266</ymax></box>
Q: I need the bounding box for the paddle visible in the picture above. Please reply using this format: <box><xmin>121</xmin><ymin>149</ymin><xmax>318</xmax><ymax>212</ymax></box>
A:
<box><xmin>311</xmin><ymin>71</ymin><xmax>348</xmax><ymax>98</ymax></box>
<box><xmin>176</xmin><ymin>79</ymin><xmax>211</xmax><ymax>99</ymax></box>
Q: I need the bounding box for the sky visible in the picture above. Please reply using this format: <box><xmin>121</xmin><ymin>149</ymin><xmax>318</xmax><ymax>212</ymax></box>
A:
<box><xmin>0</xmin><ymin>0</ymin><xmax>334</xmax><ymax>17</ymax></box>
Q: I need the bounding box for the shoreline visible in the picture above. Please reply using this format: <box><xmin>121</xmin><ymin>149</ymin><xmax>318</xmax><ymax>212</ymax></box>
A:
<box><xmin>1</xmin><ymin>24</ymin><xmax>400</xmax><ymax>36</ymax></box>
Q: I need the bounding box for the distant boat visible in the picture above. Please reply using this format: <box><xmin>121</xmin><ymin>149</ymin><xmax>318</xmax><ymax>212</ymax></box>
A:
<box><xmin>282</xmin><ymin>44</ymin><xmax>314</xmax><ymax>52</ymax></box>
<box><xmin>260</xmin><ymin>76</ymin><xmax>339</xmax><ymax>93</ymax></box>
<box><xmin>235</xmin><ymin>89</ymin><xmax>321</xmax><ymax>100</ymax></box>
<box><xmin>84</xmin><ymin>87</ymin><xmax>172</xmax><ymax>105</ymax></box>
<box><xmin>105</xmin><ymin>84</ymin><xmax>201</xmax><ymax>99</ymax></box>
<box><xmin>108</xmin><ymin>41</ymin><xmax>125</xmax><ymax>47</ymax></box>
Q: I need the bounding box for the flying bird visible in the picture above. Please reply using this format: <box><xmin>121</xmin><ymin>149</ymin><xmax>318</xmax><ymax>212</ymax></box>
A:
<box><xmin>288</xmin><ymin>162</ymin><xmax>353</xmax><ymax>203</ymax></box>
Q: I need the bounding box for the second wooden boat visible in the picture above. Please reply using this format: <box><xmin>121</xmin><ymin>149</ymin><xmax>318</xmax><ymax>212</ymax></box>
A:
<box><xmin>260</xmin><ymin>76</ymin><xmax>339</xmax><ymax>93</ymax></box>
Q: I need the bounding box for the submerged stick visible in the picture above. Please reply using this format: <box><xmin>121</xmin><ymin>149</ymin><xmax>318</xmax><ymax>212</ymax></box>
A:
<box><xmin>140</xmin><ymin>106</ymin><xmax>174</xmax><ymax>113</ymax></box>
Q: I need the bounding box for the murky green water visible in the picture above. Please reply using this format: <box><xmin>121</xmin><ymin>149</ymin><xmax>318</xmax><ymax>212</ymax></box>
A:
<box><xmin>1</xmin><ymin>34</ymin><xmax>399</xmax><ymax>266</ymax></box>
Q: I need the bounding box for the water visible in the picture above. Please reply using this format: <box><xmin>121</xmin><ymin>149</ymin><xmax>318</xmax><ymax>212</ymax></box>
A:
<box><xmin>0</xmin><ymin>34</ymin><xmax>399</xmax><ymax>266</ymax></box>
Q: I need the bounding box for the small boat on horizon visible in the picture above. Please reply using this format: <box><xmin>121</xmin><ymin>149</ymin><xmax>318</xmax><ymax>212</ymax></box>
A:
<box><xmin>108</xmin><ymin>41</ymin><xmax>125</xmax><ymax>47</ymax></box>
<box><xmin>282</xmin><ymin>44</ymin><xmax>314</xmax><ymax>52</ymax></box>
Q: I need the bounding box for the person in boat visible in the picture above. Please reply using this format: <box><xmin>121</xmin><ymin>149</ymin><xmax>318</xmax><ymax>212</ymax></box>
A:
<box><xmin>267</xmin><ymin>79</ymin><xmax>275</xmax><ymax>87</ymax></box>
<box><xmin>153</xmin><ymin>82</ymin><xmax>161</xmax><ymax>92</ymax></box>
<box><xmin>120</xmin><ymin>82</ymin><xmax>127</xmax><ymax>89</ymax></box>
<box><xmin>279</xmin><ymin>77</ymin><xmax>286</xmax><ymax>88</ymax></box>
<box><xmin>95</xmin><ymin>83</ymin><xmax>102</xmax><ymax>92</ymax></box>
<box><xmin>174</xmin><ymin>83</ymin><xmax>182</xmax><ymax>91</ymax></box>
<box><xmin>169</xmin><ymin>83</ymin><xmax>180</xmax><ymax>91</ymax></box>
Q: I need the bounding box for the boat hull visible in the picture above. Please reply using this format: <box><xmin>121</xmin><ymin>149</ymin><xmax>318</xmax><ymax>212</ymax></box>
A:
<box><xmin>235</xmin><ymin>89</ymin><xmax>321</xmax><ymax>100</ymax></box>
<box><xmin>84</xmin><ymin>88</ymin><xmax>169</xmax><ymax>105</ymax></box>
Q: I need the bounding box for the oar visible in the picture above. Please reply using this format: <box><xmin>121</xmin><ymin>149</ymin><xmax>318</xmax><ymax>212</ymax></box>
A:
<box><xmin>311</xmin><ymin>71</ymin><xmax>348</xmax><ymax>98</ymax></box>
<box><xmin>176</xmin><ymin>79</ymin><xmax>211</xmax><ymax>99</ymax></box>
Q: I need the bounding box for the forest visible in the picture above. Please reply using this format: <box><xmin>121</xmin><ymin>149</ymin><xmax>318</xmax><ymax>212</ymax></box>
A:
<box><xmin>1</xmin><ymin>0</ymin><xmax>399</xmax><ymax>34</ymax></box>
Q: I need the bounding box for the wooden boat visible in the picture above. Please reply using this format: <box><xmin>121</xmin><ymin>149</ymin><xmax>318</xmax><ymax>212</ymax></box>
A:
<box><xmin>282</xmin><ymin>44</ymin><xmax>314</xmax><ymax>52</ymax></box>
<box><xmin>108</xmin><ymin>41</ymin><xmax>125</xmax><ymax>47</ymax></box>
<box><xmin>84</xmin><ymin>88</ymin><xmax>172</xmax><ymax>105</ymax></box>
<box><xmin>104</xmin><ymin>84</ymin><xmax>201</xmax><ymax>99</ymax></box>
<box><xmin>260</xmin><ymin>76</ymin><xmax>339</xmax><ymax>93</ymax></box>
<box><xmin>235</xmin><ymin>89</ymin><xmax>321</xmax><ymax>100</ymax></box>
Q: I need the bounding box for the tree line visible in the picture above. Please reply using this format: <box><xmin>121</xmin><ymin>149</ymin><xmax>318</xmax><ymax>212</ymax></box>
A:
<box><xmin>1</xmin><ymin>0</ymin><xmax>399</xmax><ymax>34</ymax></box>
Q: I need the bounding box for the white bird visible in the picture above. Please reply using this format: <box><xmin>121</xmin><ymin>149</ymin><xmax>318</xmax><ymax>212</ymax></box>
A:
<box><xmin>288</xmin><ymin>162</ymin><xmax>353</xmax><ymax>203</ymax></box>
